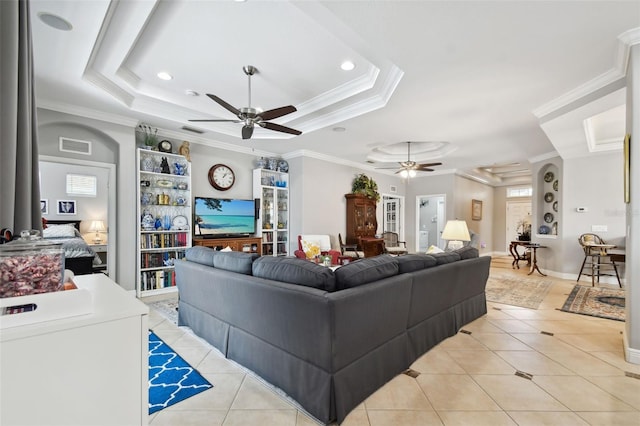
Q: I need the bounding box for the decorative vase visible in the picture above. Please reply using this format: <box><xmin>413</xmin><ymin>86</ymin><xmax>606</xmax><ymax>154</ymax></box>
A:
<box><xmin>141</xmin><ymin>156</ymin><xmax>154</xmax><ymax>172</ymax></box>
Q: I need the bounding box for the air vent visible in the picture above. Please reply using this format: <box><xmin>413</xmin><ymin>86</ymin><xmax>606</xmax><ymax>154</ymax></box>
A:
<box><xmin>181</xmin><ymin>126</ymin><xmax>204</xmax><ymax>134</ymax></box>
<box><xmin>59</xmin><ymin>137</ymin><xmax>91</xmax><ymax>155</ymax></box>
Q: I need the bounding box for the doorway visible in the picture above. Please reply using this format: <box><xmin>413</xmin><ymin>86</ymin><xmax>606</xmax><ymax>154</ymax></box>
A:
<box><xmin>40</xmin><ymin>155</ymin><xmax>117</xmax><ymax>277</ymax></box>
<box><xmin>506</xmin><ymin>200</ymin><xmax>532</xmax><ymax>251</ymax></box>
<box><xmin>416</xmin><ymin>194</ymin><xmax>446</xmax><ymax>252</ymax></box>
<box><xmin>381</xmin><ymin>194</ymin><xmax>404</xmax><ymax>241</ymax></box>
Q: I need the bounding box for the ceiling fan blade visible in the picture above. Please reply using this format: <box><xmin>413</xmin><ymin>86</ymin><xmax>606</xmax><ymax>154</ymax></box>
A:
<box><xmin>258</xmin><ymin>105</ymin><xmax>297</xmax><ymax>121</ymax></box>
<box><xmin>417</xmin><ymin>168</ymin><xmax>434</xmax><ymax>172</ymax></box>
<box><xmin>188</xmin><ymin>119</ymin><xmax>242</xmax><ymax>123</ymax></box>
<box><xmin>261</xmin><ymin>121</ymin><xmax>302</xmax><ymax>136</ymax></box>
<box><xmin>375</xmin><ymin>166</ymin><xmax>402</xmax><ymax>170</ymax></box>
<box><xmin>418</xmin><ymin>162</ymin><xmax>443</xmax><ymax>168</ymax></box>
<box><xmin>206</xmin><ymin>94</ymin><xmax>241</xmax><ymax>117</ymax></box>
<box><xmin>242</xmin><ymin>125</ymin><xmax>254</xmax><ymax>140</ymax></box>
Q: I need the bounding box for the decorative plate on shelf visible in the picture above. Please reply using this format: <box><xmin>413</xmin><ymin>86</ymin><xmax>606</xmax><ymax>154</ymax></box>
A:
<box><xmin>172</xmin><ymin>215</ymin><xmax>189</xmax><ymax>230</ymax></box>
<box><xmin>544</xmin><ymin>171</ymin><xmax>554</xmax><ymax>182</ymax></box>
<box><xmin>552</xmin><ymin>222</ymin><xmax>558</xmax><ymax>234</ymax></box>
<box><xmin>544</xmin><ymin>212</ymin><xmax>554</xmax><ymax>223</ymax></box>
<box><xmin>539</xmin><ymin>225</ymin><xmax>550</xmax><ymax>234</ymax></box>
<box><xmin>544</xmin><ymin>192</ymin><xmax>554</xmax><ymax>202</ymax></box>
<box><xmin>278</xmin><ymin>159</ymin><xmax>289</xmax><ymax>173</ymax></box>
<box><xmin>553</xmin><ymin>180</ymin><xmax>558</xmax><ymax>191</ymax></box>
<box><xmin>157</xmin><ymin>179</ymin><xmax>173</xmax><ymax>188</ymax></box>
<box><xmin>553</xmin><ymin>201</ymin><xmax>558</xmax><ymax>212</ymax></box>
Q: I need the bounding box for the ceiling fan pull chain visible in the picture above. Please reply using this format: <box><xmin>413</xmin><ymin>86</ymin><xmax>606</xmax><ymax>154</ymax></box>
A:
<box><xmin>247</xmin><ymin>72</ymin><xmax>252</xmax><ymax>108</ymax></box>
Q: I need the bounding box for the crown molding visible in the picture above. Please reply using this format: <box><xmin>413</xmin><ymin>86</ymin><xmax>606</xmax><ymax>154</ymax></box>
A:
<box><xmin>533</xmin><ymin>27</ymin><xmax>640</xmax><ymax>119</ymax></box>
<box><xmin>37</xmin><ymin>100</ymin><xmax>139</xmax><ymax>127</ymax></box>
<box><xmin>529</xmin><ymin>151</ymin><xmax>559</xmax><ymax>164</ymax></box>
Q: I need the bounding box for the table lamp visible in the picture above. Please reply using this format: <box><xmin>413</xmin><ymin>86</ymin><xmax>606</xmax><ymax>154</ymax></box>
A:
<box><xmin>441</xmin><ymin>220</ymin><xmax>470</xmax><ymax>250</ymax></box>
<box><xmin>89</xmin><ymin>220</ymin><xmax>106</xmax><ymax>244</ymax></box>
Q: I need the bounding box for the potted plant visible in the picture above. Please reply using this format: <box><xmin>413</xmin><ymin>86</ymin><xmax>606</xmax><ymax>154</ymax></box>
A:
<box><xmin>351</xmin><ymin>173</ymin><xmax>380</xmax><ymax>202</ymax></box>
<box><xmin>137</xmin><ymin>123</ymin><xmax>158</xmax><ymax>149</ymax></box>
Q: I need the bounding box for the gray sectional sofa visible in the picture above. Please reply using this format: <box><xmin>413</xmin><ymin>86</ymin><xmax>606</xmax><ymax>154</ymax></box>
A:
<box><xmin>175</xmin><ymin>247</ymin><xmax>490</xmax><ymax>424</ymax></box>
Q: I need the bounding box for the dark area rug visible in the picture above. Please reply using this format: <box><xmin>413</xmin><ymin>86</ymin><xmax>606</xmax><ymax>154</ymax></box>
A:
<box><xmin>148</xmin><ymin>330</ymin><xmax>212</xmax><ymax>414</ymax></box>
<box><xmin>560</xmin><ymin>285</ymin><xmax>625</xmax><ymax>321</ymax></box>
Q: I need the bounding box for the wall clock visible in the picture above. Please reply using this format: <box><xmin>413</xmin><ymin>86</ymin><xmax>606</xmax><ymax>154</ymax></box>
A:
<box><xmin>208</xmin><ymin>164</ymin><xmax>235</xmax><ymax>191</ymax></box>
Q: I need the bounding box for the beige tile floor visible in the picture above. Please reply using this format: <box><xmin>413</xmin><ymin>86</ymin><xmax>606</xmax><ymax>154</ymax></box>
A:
<box><xmin>147</xmin><ymin>259</ymin><xmax>640</xmax><ymax>426</ymax></box>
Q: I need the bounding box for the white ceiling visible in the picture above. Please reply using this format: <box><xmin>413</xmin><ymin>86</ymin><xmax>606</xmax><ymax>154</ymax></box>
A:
<box><xmin>30</xmin><ymin>1</ymin><xmax>640</xmax><ymax>185</ymax></box>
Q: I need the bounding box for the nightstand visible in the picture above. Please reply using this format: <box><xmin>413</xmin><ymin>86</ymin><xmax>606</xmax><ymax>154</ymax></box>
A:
<box><xmin>89</xmin><ymin>243</ymin><xmax>108</xmax><ymax>274</ymax></box>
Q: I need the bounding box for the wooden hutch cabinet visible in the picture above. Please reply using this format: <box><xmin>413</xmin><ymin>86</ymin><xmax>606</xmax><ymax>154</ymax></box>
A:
<box><xmin>345</xmin><ymin>194</ymin><xmax>378</xmax><ymax>246</ymax></box>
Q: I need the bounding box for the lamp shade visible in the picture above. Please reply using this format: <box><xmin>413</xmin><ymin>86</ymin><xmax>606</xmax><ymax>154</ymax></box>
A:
<box><xmin>89</xmin><ymin>220</ymin><xmax>106</xmax><ymax>233</ymax></box>
<box><xmin>441</xmin><ymin>220</ymin><xmax>470</xmax><ymax>242</ymax></box>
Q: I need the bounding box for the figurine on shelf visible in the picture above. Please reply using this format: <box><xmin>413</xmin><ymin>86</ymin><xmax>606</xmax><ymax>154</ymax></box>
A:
<box><xmin>178</xmin><ymin>141</ymin><xmax>191</xmax><ymax>162</ymax></box>
<box><xmin>160</xmin><ymin>157</ymin><xmax>171</xmax><ymax>174</ymax></box>
<box><xmin>174</xmin><ymin>162</ymin><xmax>186</xmax><ymax>176</ymax></box>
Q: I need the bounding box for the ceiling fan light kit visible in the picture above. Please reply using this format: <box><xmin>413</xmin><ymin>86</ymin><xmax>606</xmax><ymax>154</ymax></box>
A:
<box><xmin>376</xmin><ymin>141</ymin><xmax>442</xmax><ymax>177</ymax></box>
<box><xmin>189</xmin><ymin>65</ymin><xmax>302</xmax><ymax>140</ymax></box>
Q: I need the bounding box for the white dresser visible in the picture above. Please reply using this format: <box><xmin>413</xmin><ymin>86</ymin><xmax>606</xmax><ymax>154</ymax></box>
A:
<box><xmin>1</xmin><ymin>274</ymin><xmax>149</xmax><ymax>426</ymax></box>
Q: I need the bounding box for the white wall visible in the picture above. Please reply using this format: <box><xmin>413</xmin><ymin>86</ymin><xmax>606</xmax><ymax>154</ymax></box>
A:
<box><xmin>453</xmin><ymin>175</ymin><xmax>494</xmax><ymax>255</ymax></box>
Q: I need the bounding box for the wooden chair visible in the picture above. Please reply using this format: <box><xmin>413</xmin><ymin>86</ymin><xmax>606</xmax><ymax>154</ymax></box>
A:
<box><xmin>338</xmin><ymin>233</ymin><xmax>362</xmax><ymax>259</ymax></box>
<box><xmin>382</xmin><ymin>231</ymin><xmax>407</xmax><ymax>256</ymax></box>
<box><xmin>577</xmin><ymin>233</ymin><xmax>621</xmax><ymax>287</ymax></box>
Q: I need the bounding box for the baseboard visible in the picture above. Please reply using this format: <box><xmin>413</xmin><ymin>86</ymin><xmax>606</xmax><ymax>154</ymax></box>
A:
<box><xmin>623</xmin><ymin>332</ymin><xmax>640</xmax><ymax>365</ymax></box>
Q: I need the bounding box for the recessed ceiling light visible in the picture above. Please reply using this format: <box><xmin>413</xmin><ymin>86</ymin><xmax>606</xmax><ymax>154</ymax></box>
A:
<box><xmin>332</xmin><ymin>126</ymin><xmax>346</xmax><ymax>132</ymax></box>
<box><xmin>341</xmin><ymin>61</ymin><xmax>355</xmax><ymax>71</ymax></box>
<box><xmin>157</xmin><ymin>72</ymin><xmax>173</xmax><ymax>81</ymax></box>
<box><xmin>38</xmin><ymin>12</ymin><xmax>73</xmax><ymax>31</ymax></box>
<box><xmin>185</xmin><ymin>89</ymin><xmax>199</xmax><ymax>96</ymax></box>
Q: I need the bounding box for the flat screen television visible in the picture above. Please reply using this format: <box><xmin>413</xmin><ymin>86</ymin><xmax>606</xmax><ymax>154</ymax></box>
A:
<box><xmin>194</xmin><ymin>197</ymin><xmax>257</xmax><ymax>238</ymax></box>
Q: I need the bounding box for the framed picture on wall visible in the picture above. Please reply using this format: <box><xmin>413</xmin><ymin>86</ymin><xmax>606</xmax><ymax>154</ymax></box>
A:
<box><xmin>57</xmin><ymin>200</ymin><xmax>77</xmax><ymax>215</ymax></box>
<box><xmin>471</xmin><ymin>199</ymin><xmax>482</xmax><ymax>221</ymax></box>
<box><xmin>40</xmin><ymin>199</ymin><xmax>48</xmax><ymax>215</ymax></box>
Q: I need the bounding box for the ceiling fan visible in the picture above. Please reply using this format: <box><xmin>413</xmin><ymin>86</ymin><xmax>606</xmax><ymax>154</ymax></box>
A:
<box><xmin>376</xmin><ymin>141</ymin><xmax>442</xmax><ymax>177</ymax></box>
<box><xmin>189</xmin><ymin>65</ymin><xmax>302</xmax><ymax>140</ymax></box>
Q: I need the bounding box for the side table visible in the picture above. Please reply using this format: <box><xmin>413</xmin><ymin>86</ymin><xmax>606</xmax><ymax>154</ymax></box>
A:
<box><xmin>525</xmin><ymin>244</ymin><xmax>547</xmax><ymax>276</ymax></box>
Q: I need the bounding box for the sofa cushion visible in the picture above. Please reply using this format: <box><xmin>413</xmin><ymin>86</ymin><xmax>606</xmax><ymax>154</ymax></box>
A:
<box><xmin>396</xmin><ymin>254</ymin><xmax>437</xmax><ymax>274</ymax></box>
<box><xmin>212</xmin><ymin>251</ymin><xmax>260</xmax><ymax>275</ymax></box>
<box><xmin>252</xmin><ymin>256</ymin><xmax>336</xmax><ymax>292</ymax></box>
<box><xmin>185</xmin><ymin>246</ymin><xmax>217</xmax><ymax>267</ymax></box>
<box><xmin>454</xmin><ymin>246</ymin><xmax>479</xmax><ymax>260</ymax></box>
<box><xmin>431</xmin><ymin>251</ymin><xmax>461</xmax><ymax>265</ymax></box>
<box><xmin>335</xmin><ymin>254</ymin><xmax>399</xmax><ymax>290</ymax></box>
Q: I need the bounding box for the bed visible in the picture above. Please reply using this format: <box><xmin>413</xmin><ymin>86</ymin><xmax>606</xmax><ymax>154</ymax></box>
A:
<box><xmin>42</xmin><ymin>220</ymin><xmax>102</xmax><ymax>275</ymax></box>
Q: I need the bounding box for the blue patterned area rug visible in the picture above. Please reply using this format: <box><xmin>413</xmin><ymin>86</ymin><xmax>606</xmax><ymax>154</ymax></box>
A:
<box><xmin>149</xmin><ymin>330</ymin><xmax>212</xmax><ymax>414</ymax></box>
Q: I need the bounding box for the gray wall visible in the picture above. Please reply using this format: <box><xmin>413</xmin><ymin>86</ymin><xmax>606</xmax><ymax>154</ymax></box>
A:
<box><xmin>453</xmin><ymin>175</ymin><xmax>494</xmax><ymax>255</ymax></box>
<box><xmin>625</xmin><ymin>44</ymin><xmax>639</xmax><ymax>360</ymax></box>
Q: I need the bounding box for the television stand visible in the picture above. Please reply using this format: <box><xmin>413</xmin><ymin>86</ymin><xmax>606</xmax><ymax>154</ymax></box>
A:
<box><xmin>193</xmin><ymin>236</ymin><xmax>262</xmax><ymax>255</ymax></box>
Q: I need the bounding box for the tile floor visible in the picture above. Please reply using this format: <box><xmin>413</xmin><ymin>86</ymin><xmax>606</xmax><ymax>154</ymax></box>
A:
<box><xmin>147</xmin><ymin>259</ymin><xmax>640</xmax><ymax>426</ymax></box>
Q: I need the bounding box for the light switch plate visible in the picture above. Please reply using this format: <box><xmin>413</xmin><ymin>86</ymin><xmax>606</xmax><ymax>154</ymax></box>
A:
<box><xmin>592</xmin><ymin>225</ymin><xmax>608</xmax><ymax>232</ymax></box>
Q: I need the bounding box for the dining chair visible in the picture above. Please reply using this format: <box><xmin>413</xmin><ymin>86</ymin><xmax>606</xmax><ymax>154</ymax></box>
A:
<box><xmin>338</xmin><ymin>233</ymin><xmax>362</xmax><ymax>259</ymax></box>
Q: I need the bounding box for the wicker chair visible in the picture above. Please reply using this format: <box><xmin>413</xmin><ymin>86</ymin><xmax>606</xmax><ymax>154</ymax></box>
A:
<box><xmin>382</xmin><ymin>232</ymin><xmax>407</xmax><ymax>255</ymax></box>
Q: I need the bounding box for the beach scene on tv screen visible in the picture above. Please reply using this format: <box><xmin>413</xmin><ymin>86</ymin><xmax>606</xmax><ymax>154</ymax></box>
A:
<box><xmin>194</xmin><ymin>198</ymin><xmax>255</xmax><ymax>235</ymax></box>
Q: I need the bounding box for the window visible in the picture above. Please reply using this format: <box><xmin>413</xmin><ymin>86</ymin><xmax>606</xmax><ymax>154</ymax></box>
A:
<box><xmin>507</xmin><ymin>186</ymin><xmax>532</xmax><ymax>198</ymax></box>
<box><xmin>66</xmin><ymin>174</ymin><xmax>97</xmax><ymax>197</ymax></box>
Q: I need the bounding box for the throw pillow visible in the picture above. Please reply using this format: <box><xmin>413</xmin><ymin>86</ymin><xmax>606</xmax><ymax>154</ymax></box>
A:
<box><xmin>396</xmin><ymin>254</ymin><xmax>437</xmax><ymax>274</ymax></box>
<box><xmin>454</xmin><ymin>246</ymin><xmax>479</xmax><ymax>260</ymax></box>
<box><xmin>426</xmin><ymin>245</ymin><xmax>444</xmax><ymax>254</ymax></box>
<box><xmin>334</xmin><ymin>254</ymin><xmax>399</xmax><ymax>290</ymax></box>
<box><xmin>431</xmin><ymin>251</ymin><xmax>461</xmax><ymax>265</ymax></box>
<box><xmin>252</xmin><ymin>256</ymin><xmax>336</xmax><ymax>292</ymax></box>
<box><xmin>300</xmin><ymin>239</ymin><xmax>321</xmax><ymax>259</ymax></box>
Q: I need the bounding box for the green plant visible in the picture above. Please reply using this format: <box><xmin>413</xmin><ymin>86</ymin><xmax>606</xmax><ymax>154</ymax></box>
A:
<box><xmin>351</xmin><ymin>173</ymin><xmax>380</xmax><ymax>202</ymax></box>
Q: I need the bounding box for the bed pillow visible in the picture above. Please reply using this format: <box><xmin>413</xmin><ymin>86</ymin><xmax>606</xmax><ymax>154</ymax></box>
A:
<box><xmin>42</xmin><ymin>224</ymin><xmax>77</xmax><ymax>238</ymax></box>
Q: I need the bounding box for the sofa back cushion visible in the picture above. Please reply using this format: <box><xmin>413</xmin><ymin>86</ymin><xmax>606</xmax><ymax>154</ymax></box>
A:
<box><xmin>213</xmin><ymin>251</ymin><xmax>260</xmax><ymax>275</ymax></box>
<box><xmin>454</xmin><ymin>246</ymin><xmax>479</xmax><ymax>260</ymax></box>
<box><xmin>335</xmin><ymin>254</ymin><xmax>399</xmax><ymax>290</ymax></box>
<box><xmin>396</xmin><ymin>254</ymin><xmax>437</xmax><ymax>274</ymax></box>
<box><xmin>185</xmin><ymin>246</ymin><xmax>217</xmax><ymax>267</ymax></box>
<box><xmin>252</xmin><ymin>256</ymin><xmax>336</xmax><ymax>292</ymax></box>
<box><xmin>431</xmin><ymin>251</ymin><xmax>461</xmax><ymax>265</ymax></box>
